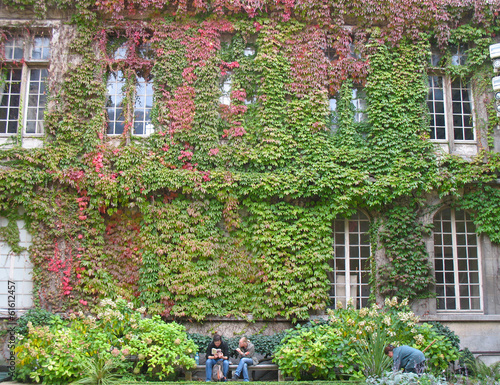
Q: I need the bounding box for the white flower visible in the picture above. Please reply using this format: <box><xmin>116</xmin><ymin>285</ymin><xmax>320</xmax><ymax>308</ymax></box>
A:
<box><xmin>414</xmin><ymin>334</ymin><xmax>424</xmax><ymax>345</ymax></box>
<box><xmin>100</xmin><ymin>298</ymin><xmax>117</xmax><ymax>308</ymax></box>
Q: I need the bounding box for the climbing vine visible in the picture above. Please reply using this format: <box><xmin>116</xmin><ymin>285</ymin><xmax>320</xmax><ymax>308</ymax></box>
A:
<box><xmin>0</xmin><ymin>0</ymin><xmax>500</xmax><ymax>321</ymax></box>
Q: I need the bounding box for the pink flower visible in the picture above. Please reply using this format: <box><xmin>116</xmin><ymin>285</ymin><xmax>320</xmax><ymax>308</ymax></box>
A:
<box><xmin>209</xmin><ymin>148</ymin><xmax>219</xmax><ymax>156</ymax></box>
<box><xmin>79</xmin><ymin>299</ymin><xmax>87</xmax><ymax>306</ymax></box>
<box><xmin>78</xmin><ymin>234</ymin><xmax>83</xmax><ymax>239</ymax></box>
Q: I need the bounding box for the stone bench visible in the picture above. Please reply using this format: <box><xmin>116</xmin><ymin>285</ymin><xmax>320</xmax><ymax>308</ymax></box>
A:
<box><xmin>185</xmin><ymin>363</ymin><xmax>283</xmax><ymax>381</ymax></box>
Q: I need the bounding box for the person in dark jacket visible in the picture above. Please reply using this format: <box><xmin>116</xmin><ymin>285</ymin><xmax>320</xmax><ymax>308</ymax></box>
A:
<box><xmin>206</xmin><ymin>334</ymin><xmax>229</xmax><ymax>381</ymax></box>
<box><xmin>384</xmin><ymin>345</ymin><xmax>426</xmax><ymax>374</ymax></box>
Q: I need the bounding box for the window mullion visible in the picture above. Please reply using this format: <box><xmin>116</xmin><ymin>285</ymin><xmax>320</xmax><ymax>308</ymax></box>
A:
<box><xmin>477</xmin><ymin>234</ymin><xmax>484</xmax><ymax>312</ymax></box>
<box><xmin>19</xmin><ymin>64</ymin><xmax>29</xmax><ymax>137</ymax></box>
<box><xmin>344</xmin><ymin>218</ymin><xmax>350</xmax><ymax>301</ymax></box>
<box><xmin>443</xmin><ymin>76</ymin><xmax>454</xmax><ymax>152</ymax></box>
<box><xmin>451</xmin><ymin>209</ymin><xmax>461</xmax><ymax>310</ymax></box>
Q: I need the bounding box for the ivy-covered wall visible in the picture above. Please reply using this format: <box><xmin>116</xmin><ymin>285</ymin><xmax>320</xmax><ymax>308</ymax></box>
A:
<box><xmin>1</xmin><ymin>0</ymin><xmax>500</xmax><ymax>322</ymax></box>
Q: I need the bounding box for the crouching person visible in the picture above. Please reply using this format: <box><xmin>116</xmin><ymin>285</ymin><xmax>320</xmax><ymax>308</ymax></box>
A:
<box><xmin>384</xmin><ymin>344</ymin><xmax>426</xmax><ymax>374</ymax></box>
<box><xmin>206</xmin><ymin>334</ymin><xmax>230</xmax><ymax>381</ymax></box>
<box><xmin>232</xmin><ymin>337</ymin><xmax>258</xmax><ymax>382</ymax></box>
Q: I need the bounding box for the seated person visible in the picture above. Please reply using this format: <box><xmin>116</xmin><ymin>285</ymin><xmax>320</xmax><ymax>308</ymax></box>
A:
<box><xmin>232</xmin><ymin>337</ymin><xmax>259</xmax><ymax>382</ymax></box>
<box><xmin>206</xmin><ymin>334</ymin><xmax>229</xmax><ymax>381</ymax></box>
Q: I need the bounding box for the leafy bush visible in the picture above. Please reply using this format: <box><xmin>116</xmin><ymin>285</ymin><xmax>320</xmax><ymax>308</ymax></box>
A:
<box><xmin>355</xmin><ymin>328</ymin><xmax>393</xmax><ymax>377</ymax></box>
<box><xmin>250</xmin><ymin>331</ymin><xmax>287</xmax><ymax>358</ymax></box>
<box><xmin>187</xmin><ymin>331</ymin><xmax>286</xmax><ymax>358</ymax></box>
<box><xmin>457</xmin><ymin>347</ymin><xmax>476</xmax><ymax>376</ymax></box>
<box><xmin>15</xmin><ymin>307</ymin><xmax>61</xmax><ymax>336</ymax></box>
<box><xmin>15</xmin><ymin>298</ymin><xmax>196</xmax><ymax>384</ymax></box>
<box><xmin>429</xmin><ymin>321</ymin><xmax>460</xmax><ymax>350</ymax></box>
<box><xmin>467</xmin><ymin>359</ymin><xmax>500</xmax><ymax>383</ymax></box>
<box><xmin>366</xmin><ymin>371</ymin><xmax>449</xmax><ymax>385</ymax></box>
<box><xmin>187</xmin><ymin>333</ymin><xmax>211</xmax><ymax>354</ymax></box>
<box><xmin>70</xmin><ymin>354</ymin><xmax>122</xmax><ymax>385</ymax></box>
<box><xmin>273</xmin><ymin>297</ymin><xmax>459</xmax><ymax>380</ymax></box>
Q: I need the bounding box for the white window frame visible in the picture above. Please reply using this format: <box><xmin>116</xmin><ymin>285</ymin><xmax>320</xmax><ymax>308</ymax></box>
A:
<box><xmin>329</xmin><ymin>211</ymin><xmax>371</xmax><ymax>309</ymax></box>
<box><xmin>105</xmin><ymin>38</ymin><xmax>155</xmax><ymax>138</ymax></box>
<box><xmin>328</xmin><ymin>87</ymin><xmax>367</xmax><ymax>130</ymax></box>
<box><xmin>0</xmin><ymin>33</ymin><xmax>50</xmax><ymax>137</ymax></box>
<box><xmin>220</xmin><ymin>74</ymin><xmax>232</xmax><ymax>106</ymax></box>
<box><xmin>427</xmin><ymin>74</ymin><xmax>475</xmax><ymax>148</ymax></box>
<box><xmin>433</xmin><ymin>208</ymin><xmax>483</xmax><ymax>312</ymax></box>
<box><xmin>105</xmin><ymin>70</ymin><xmax>154</xmax><ymax>137</ymax></box>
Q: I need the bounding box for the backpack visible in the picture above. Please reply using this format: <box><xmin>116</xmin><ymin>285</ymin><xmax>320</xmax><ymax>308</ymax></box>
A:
<box><xmin>211</xmin><ymin>362</ymin><xmax>224</xmax><ymax>382</ymax></box>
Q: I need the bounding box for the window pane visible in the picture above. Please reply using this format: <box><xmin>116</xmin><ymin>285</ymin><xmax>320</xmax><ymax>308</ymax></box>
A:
<box><xmin>427</xmin><ymin>76</ymin><xmax>447</xmax><ymax>140</ymax></box>
<box><xmin>133</xmin><ymin>76</ymin><xmax>154</xmax><ymax>136</ymax></box>
<box><xmin>31</xmin><ymin>36</ymin><xmax>51</xmax><ymax>60</ymax></box>
<box><xmin>106</xmin><ymin>71</ymin><xmax>126</xmax><ymax>135</ymax></box>
<box><xmin>25</xmin><ymin>68</ymin><xmax>48</xmax><ymax>134</ymax></box>
<box><xmin>0</xmin><ymin>69</ymin><xmax>22</xmax><ymax>134</ymax></box>
<box><xmin>451</xmin><ymin>79</ymin><xmax>474</xmax><ymax>141</ymax></box>
<box><xmin>330</xmin><ymin>212</ymin><xmax>370</xmax><ymax>309</ymax></box>
<box><xmin>4</xmin><ymin>37</ymin><xmax>24</xmax><ymax>60</ymax></box>
<box><xmin>433</xmin><ymin>208</ymin><xmax>482</xmax><ymax>311</ymax></box>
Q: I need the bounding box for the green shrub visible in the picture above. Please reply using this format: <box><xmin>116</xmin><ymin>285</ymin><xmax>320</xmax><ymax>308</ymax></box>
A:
<box><xmin>366</xmin><ymin>371</ymin><xmax>449</xmax><ymax>384</ymax></box>
<box><xmin>15</xmin><ymin>298</ymin><xmax>196</xmax><ymax>384</ymax></box>
<box><xmin>429</xmin><ymin>321</ymin><xmax>460</xmax><ymax>350</ymax></box>
<box><xmin>70</xmin><ymin>354</ymin><xmax>123</xmax><ymax>385</ymax></box>
<box><xmin>273</xmin><ymin>297</ymin><xmax>459</xmax><ymax>380</ymax></box>
<box><xmin>187</xmin><ymin>331</ymin><xmax>286</xmax><ymax>358</ymax></box>
<box><xmin>467</xmin><ymin>359</ymin><xmax>500</xmax><ymax>383</ymax></box>
<box><xmin>15</xmin><ymin>307</ymin><xmax>61</xmax><ymax>336</ymax></box>
<box><xmin>187</xmin><ymin>333</ymin><xmax>211</xmax><ymax>354</ymax></box>
<box><xmin>250</xmin><ymin>332</ymin><xmax>287</xmax><ymax>358</ymax></box>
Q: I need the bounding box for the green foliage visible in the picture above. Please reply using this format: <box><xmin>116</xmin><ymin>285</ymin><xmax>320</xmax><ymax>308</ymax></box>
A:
<box><xmin>376</xmin><ymin>203</ymin><xmax>434</xmax><ymax>299</ymax></box>
<box><xmin>187</xmin><ymin>333</ymin><xmax>212</xmax><ymax>354</ymax></box>
<box><xmin>15</xmin><ymin>307</ymin><xmax>61</xmax><ymax>336</ymax></box>
<box><xmin>354</xmin><ymin>328</ymin><xmax>393</xmax><ymax>378</ymax></box>
<box><xmin>273</xmin><ymin>298</ymin><xmax>459</xmax><ymax>380</ymax></box>
<box><xmin>0</xmin><ymin>210</ymin><xmax>26</xmax><ymax>254</ymax></box>
<box><xmin>428</xmin><ymin>322</ymin><xmax>460</xmax><ymax>351</ymax></box>
<box><xmin>0</xmin><ymin>1</ymin><xmax>499</xmax><ymax>320</ymax></box>
<box><xmin>187</xmin><ymin>331</ymin><xmax>286</xmax><ymax>358</ymax></box>
<box><xmin>467</xmin><ymin>359</ymin><xmax>500</xmax><ymax>383</ymax></box>
<box><xmin>458</xmin><ymin>185</ymin><xmax>500</xmax><ymax>244</ymax></box>
<box><xmin>14</xmin><ymin>298</ymin><xmax>195</xmax><ymax>384</ymax></box>
<box><xmin>249</xmin><ymin>332</ymin><xmax>288</xmax><ymax>358</ymax></box>
<box><xmin>70</xmin><ymin>355</ymin><xmax>123</xmax><ymax>385</ymax></box>
<box><xmin>366</xmin><ymin>372</ymin><xmax>449</xmax><ymax>385</ymax></box>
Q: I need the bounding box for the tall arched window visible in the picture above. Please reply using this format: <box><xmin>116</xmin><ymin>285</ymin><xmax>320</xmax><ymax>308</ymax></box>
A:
<box><xmin>329</xmin><ymin>211</ymin><xmax>371</xmax><ymax>308</ymax></box>
<box><xmin>433</xmin><ymin>208</ymin><xmax>483</xmax><ymax>311</ymax></box>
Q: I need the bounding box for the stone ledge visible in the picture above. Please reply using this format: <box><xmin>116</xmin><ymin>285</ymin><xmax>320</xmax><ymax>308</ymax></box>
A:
<box><xmin>419</xmin><ymin>314</ymin><xmax>500</xmax><ymax>322</ymax></box>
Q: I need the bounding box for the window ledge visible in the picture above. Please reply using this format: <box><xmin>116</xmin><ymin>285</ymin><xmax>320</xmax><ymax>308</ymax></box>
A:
<box><xmin>420</xmin><ymin>314</ymin><xmax>500</xmax><ymax>322</ymax></box>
